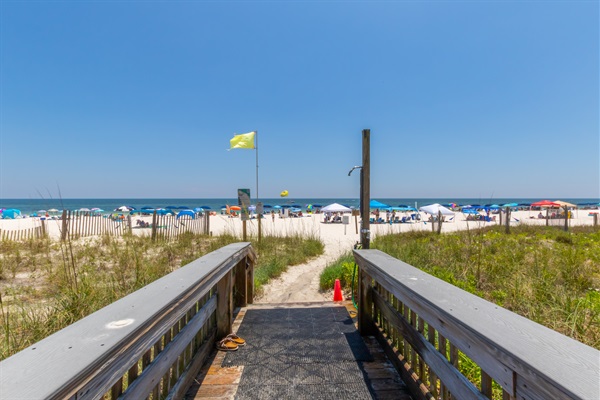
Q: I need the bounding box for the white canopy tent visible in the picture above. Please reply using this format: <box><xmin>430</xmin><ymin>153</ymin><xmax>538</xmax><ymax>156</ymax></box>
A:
<box><xmin>419</xmin><ymin>203</ymin><xmax>454</xmax><ymax>216</ymax></box>
<box><xmin>320</xmin><ymin>203</ymin><xmax>352</xmax><ymax>213</ymax></box>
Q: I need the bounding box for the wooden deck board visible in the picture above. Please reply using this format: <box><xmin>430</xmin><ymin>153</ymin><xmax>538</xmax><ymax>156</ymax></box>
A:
<box><xmin>185</xmin><ymin>302</ymin><xmax>413</xmax><ymax>400</ymax></box>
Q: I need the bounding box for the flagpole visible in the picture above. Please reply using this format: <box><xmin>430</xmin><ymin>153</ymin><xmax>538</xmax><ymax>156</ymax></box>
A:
<box><xmin>255</xmin><ymin>130</ymin><xmax>259</xmax><ymax>201</ymax></box>
<box><xmin>256</xmin><ymin>131</ymin><xmax>261</xmax><ymax>242</ymax></box>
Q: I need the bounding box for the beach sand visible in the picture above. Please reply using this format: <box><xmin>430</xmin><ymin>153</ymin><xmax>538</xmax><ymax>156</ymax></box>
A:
<box><xmin>1</xmin><ymin>209</ymin><xmax>597</xmax><ymax>302</ymax></box>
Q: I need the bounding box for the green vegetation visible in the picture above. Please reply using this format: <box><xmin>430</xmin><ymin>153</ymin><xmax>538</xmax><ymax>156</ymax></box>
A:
<box><xmin>321</xmin><ymin>226</ymin><xmax>600</xmax><ymax>349</ymax></box>
<box><xmin>0</xmin><ymin>232</ymin><xmax>323</xmax><ymax>360</ymax></box>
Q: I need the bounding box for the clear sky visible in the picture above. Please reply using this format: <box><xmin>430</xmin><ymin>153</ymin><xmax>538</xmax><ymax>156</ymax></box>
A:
<box><xmin>1</xmin><ymin>1</ymin><xmax>598</xmax><ymax>200</ymax></box>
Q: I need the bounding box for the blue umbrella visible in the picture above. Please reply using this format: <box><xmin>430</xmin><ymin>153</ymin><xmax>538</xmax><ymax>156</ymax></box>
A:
<box><xmin>156</xmin><ymin>209</ymin><xmax>174</xmax><ymax>215</ymax></box>
<box><xmin>263</xmin><ymin>204</ymin><xmax>273</xmax><ymax>208</ymax></box>
<box><xmin>273</xmin><ymin>205</ymin><xmax>282</xmax><ymax>209</ymax></box>
<box><xmin>199</xmin><ymin>205</ymin><xmax>212</xmax><ymax>209</ymax></box>
<box><xmin>2</xmin><ymin>209</ymin><xmax>21</xmax><ymax>219</ymax></box>
<box><xmin>370</xmin><ymin>200</ymin><xmax>389</xmax><ymax>208</ymax></box>
<box><xmin>177</xmin><ymin>210</ymin><xmax>196</xmax><ymax>219</ymax></box>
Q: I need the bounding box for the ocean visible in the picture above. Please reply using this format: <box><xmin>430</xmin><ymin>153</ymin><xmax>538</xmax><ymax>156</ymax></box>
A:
<box><xmin>1</xmin><ymin>197</ymin><xmax>598</xmax><ymax>216</ymax></box>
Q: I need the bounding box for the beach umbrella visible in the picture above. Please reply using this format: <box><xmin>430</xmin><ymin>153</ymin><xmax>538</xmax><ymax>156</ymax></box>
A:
<box><xmin>554</xmin><ymin>200</ymin><xmax>576</xmax><ymax>208</ymax></box>
<box><xmin>531</xmin><ymin>200</ymin><xmax>560</xmax><ymax>208</ymax></box>
<box><xmin>79</xmin><ymin>208</ymin><xmax>91</xmax><ymax>212</ymax></box>
<box><xmin>462</xmin><ymin>208</ymin><xmax>480</xmax><ymax>215</ymax></box>
<box><xmin>141</xmin><ymin>206</ymin><xmax>154</xmax><ymax>210</ymax></box>
<box><xmin>156</xmin><ymin>209</ymin><xmax>174</xmax><ymax>215</ymax></box>
<box><xmin>115</xmin><ymin>206</ymin><xmax>132</xmax><ymax>212</ymax></box>
<box><xmin>369</xmin><ymin>200</ymin><xmax>389</xmax><ymax>209</ymax></box>
<box><xmin>38</xmin><ymin>210</ymin><xmax>47</xmax><ymax>214</ymax></box>
<box><xmin>177</xmin><ymin>210</ymin><xmax>196</xmax><ymax>219</ymax></box>
<box><xmin>199</xmin><ymin>205</ymin><xmax>212</xmax><ymax>209</ymax></box>
<box><xmin>48</xmin><ymin>208</ymin><xmax>60</xmax><ymax>213</ymax></box>
<box><xmin>230</xmin><ymin>206</ymin><xmax>241</xmax><ymax>211</ymax></box>
<box><xmin>501</xmin><ymin>203</ymin><xmax>518</xmax><ymax>207</ymax></box>
<box><xmin>176</xmin><ymin>206</ymin><xmax>189</xmax><ymax>209</ymax></box>
<box><xmin>419</xmin><ymin>203</ymin><xmax>454</xmax><ymax>216</ymax></box>
<box><xmin>273</xmin><ymin>205</ymin><xmax>282</xmax><ymax>209</ymax></box>
<box><xmin>312</xmin><ymin>204</ymin><xmax>323</xmax><ymax>208</ymax></box>
<box><xmin>263</xmin><ymin>204</ymin><xmax>273</xmax><ymax>208</ymax></box>
<box><xmin>321</xmin><ymin>203</ymin><xmax>352</xmax><ymax>213</ymax></box>
<box><xmin>2</xmin><ymin>209</ymin><xmax>21</xmax><ymax>219</ymax></box>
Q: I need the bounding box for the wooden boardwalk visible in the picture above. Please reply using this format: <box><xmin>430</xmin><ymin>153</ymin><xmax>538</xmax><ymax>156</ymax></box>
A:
<box><xmin>185</xmin><ymin>302</ymin><xmax>412</xmax><ymax>400</ymax></box>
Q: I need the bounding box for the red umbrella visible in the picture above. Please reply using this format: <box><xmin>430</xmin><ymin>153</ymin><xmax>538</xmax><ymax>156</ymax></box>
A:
<box><xmin>531</xmin><ymin>200</ymin><xmax>561</xmax><ymax>208</ymax></box>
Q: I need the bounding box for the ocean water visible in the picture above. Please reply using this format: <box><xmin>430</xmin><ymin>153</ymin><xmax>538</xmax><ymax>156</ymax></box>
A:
<box><xmin>0</xmin><ymin>197</ymin><xmax>598</xmax><ymax>216</ymax></box>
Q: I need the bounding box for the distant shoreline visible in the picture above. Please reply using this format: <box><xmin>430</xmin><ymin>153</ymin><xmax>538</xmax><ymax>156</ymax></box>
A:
<box><xmin>1</xmin><ymin>197</ymin><xmax>598</xmax><ymax>217</ymax></box>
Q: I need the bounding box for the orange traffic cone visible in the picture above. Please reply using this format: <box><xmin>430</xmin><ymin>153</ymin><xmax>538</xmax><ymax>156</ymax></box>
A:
<box><xmin>333</xmin><ymin>279</ymin><xmax>343</xmax><ymax>302</ymax></box>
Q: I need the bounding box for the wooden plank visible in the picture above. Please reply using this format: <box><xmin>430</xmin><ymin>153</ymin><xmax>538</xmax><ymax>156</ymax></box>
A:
<box><xmin>428</xmin><ymin>325</ymin><xmax>439</xmax><ymax>398</ymax></box>
<box><xmin>373</xmin><ymin>291</ymin><xmax>487</xmax><ymax>400</ymax></box>
<box><xmin>122</xmin><ymin>296</ymin><xmax>216</xmax><ymax>399</ymax></box>
<box><xmin>216</xmin><ymin>271</ymin><xmax>233</xmax><ymax>339</ymax></box>
<box><xmin>234</xmin><ymin>260</ymin><xmax>247</xmax><ymax>307</ymax></box>
<box><xmin>167</xmin><ymin>330</ymin><xmax>217</xmax><ymax>400</ymax></box>
<box><xmin>354</xmin><ymin>249</ymin><xmax>600</xmax><ymax>400</ymax></box>
<box><xmin>358</xmin><ymin>269</ymin><xmax>374</xmax><ymax>335</ymax></box>
<box><xmin>0</xmin><ymin>243</ymin><xmax>255</xmax><ymax>400</ymax></box>
<box><xmin>481</xmin><ymin>370</ymin><xmax>492</xmax><ymax>398</ymax></box>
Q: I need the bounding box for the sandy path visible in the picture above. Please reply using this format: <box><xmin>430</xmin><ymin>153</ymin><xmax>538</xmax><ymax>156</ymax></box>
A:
<box><xmin>255</xmin><ymin>234</ymin><xmax>356</xmax><ymax>303</ymax></box>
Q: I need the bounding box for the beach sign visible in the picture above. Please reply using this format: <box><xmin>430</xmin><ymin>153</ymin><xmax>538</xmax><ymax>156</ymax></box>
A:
<box><xmin>238</xmin><ymin>189</ymin><xmax>251</xmax><ymax>221</ymax></box>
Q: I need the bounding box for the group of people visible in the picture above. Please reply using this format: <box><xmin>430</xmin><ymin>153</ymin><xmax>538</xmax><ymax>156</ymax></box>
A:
<box><xmin>371</xmin><ymin>209</ymin><xmax>418</xmax><ymax>224</ymax></box>
<box><xmin>323</xmin><ymin>212</ymin><xmax>343</xmax><ymax>223</ymax></box>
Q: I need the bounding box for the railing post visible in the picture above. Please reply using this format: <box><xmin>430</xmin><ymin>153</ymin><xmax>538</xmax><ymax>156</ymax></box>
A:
<box><xmin>216</xmin><ymin>270</ymin><xmax>233</xmax><ymax>339</ymax></box>
<box><xmin>358</xmin><ymin>268</ymin><xmax>374</xmax><ymax>335</ymax></box>
<box><xmin>246</xmin><ymin>256</ymin><xmax>254</xmax><ymax>304</ymax></box>
<box><xmin>234</xmin><ymin>259</ymin><xmax>247</xmax><ymax>307</ymax></box>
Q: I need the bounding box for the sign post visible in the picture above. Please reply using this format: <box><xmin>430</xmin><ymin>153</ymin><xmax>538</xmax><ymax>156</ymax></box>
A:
<box><xmin>238</xmin><ymin>189</ymin><xmax>251</xmax><ymax>241</ymax></box>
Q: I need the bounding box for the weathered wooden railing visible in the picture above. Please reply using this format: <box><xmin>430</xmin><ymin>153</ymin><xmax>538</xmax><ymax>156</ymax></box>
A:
<box><xmin>0</xmin><ymin>242</ymin><xmax>255</xmax><ymax>399</ymax></box>
<box><xmin>354</xmin><ymin>249</ymin><xmax>599</xmax><ymax>400</ymax></box>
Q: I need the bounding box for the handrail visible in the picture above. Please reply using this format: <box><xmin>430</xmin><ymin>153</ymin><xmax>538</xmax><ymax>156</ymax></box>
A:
<box><xmin>354</xmin><ymin>249</ymin><xmax>599</xmax><ymax>400</ymax></box>
<box><xmin>0</xmin><ymin>242</ymin><xmax>256</xmax><ymax>399</ymax></box>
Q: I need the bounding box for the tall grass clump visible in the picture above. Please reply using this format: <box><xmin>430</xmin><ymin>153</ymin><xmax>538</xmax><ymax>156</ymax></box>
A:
<box><xmin>320</xmin><ymin>226</ymin><xmax>600</xmax><ymax>349</ymax></box>
<box><xmin>252</xmin><ymin>233</ymin><xmax>323</xmax><ymax>294</ymax></box>
<box><xmin>0</xmin><ymin>232</ymin><xmax>323</xmax><ymax>360</ymax></box>
<box><xmin>374</xmin><ymin>226</ymin><xmax>600</xmax><ymax>348</ymax></box>
<box><xmin>319</xmin><ymin>253</ymin><xmax>356</xmax><ymax>292</ymax></box>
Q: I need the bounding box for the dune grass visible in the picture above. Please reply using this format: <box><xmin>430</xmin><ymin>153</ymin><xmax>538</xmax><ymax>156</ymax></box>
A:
<box><xmin>321</xmin><ymin>225</ymin><xmax>600</xmax><ymax>349</ymax></box>
<box><xmin>0</xmin><ymin>232</ymin><xmax>323</xmax><ymax>360</ymax></box>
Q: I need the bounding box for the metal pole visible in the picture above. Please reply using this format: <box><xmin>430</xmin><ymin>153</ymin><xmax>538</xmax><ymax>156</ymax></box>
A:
<box><xmin>361</xmin><ymin>129</ymin><xmax>371</xmax><ymax>249</ymax></box>
<box><xmin>256</xmin><ymin>131</ymin><xmax>261</xmax><ymax>242</ymax></box>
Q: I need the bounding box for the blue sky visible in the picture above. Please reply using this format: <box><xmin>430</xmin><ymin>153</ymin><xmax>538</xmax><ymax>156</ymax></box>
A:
<box><xmin>1</xmin><ymin>1</ymin><xmax>598</xmax><ymax>200</ymax></box>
